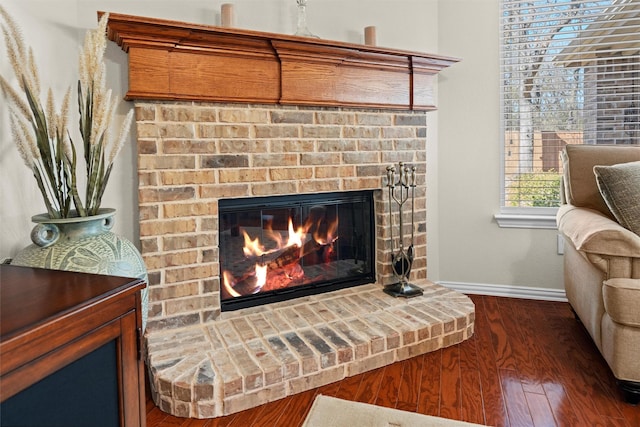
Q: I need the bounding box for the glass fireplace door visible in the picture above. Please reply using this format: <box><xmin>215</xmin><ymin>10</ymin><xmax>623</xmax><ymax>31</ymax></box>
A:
<box><xmin>219</xmin><ymin>191</ymin><xmax>375</xmax><ymax>311</ymax></box>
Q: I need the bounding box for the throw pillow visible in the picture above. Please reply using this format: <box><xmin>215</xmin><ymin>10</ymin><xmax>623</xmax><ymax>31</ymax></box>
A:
<box><xmin>593</xmin><ymin>161</ymin><xmax>640</xmax><ymax>236</ymax></box>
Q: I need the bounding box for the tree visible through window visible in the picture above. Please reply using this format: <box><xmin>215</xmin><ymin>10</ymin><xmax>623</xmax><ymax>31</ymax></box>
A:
<box><xmin>500</xmin><ymin>0</ymin><xmax>639</xmax><ymax>209</ymax></box>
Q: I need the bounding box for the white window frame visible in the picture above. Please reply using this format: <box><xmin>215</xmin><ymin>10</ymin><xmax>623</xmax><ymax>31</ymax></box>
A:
<box><xmin>496</xmin><ymin>0</ymin><xmax>640</xmax><ymax>229</ymax></box>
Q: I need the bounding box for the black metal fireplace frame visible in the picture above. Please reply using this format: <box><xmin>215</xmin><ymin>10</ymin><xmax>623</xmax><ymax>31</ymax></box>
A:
<box><xmin>219</xmin><ymin>190</ymin><xmax>376</xmax><ymax>311</ymax></box>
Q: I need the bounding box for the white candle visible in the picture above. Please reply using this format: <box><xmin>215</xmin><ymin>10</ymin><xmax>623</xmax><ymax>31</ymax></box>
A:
<box><xmin>364</xmin><ymin>26</ymin><xmax>377</xmax><ymax>46</ymax></box>
<box><xmin>221</xmin><ymin>3</ymin><xmax>235</xmax><ymax>27</ymax></box>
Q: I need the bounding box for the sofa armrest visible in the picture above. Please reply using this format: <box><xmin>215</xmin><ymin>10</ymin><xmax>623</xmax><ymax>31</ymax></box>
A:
<box><xmin>583</xmin><ymin>252</ymin><xmax>640</xmax><ymax>278</ymax></box>
<box><xmin>603</xmin><ymin>278</ymin><xmax>640</xmax><ymax>327</ymax></box>
<box><xmin>557</xmin><ymin>204</ymin><xmax>640</xmax><ymax>258</ymax></box>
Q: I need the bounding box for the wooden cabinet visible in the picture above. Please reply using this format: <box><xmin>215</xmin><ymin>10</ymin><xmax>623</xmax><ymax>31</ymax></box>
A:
<box><xmin>0</xmin><ymin>265</ymin><xmax>146</xmax><ymax>427</ymax></box>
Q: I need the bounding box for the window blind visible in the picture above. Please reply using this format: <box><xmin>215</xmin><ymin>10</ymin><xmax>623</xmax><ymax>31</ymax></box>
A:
<box><xmin>500</xmin><ymin>0</ymin><xmax>640</xmax><ymax>209</ymax></box>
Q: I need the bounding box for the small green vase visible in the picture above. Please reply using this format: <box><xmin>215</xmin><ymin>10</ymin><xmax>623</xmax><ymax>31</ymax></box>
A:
<box><xmin>11</xmin><ymin>208</ymin><xmax>149</xmax><ymax>328</ymax></box>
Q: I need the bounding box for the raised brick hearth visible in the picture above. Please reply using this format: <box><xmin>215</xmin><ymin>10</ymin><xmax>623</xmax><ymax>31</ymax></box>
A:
<box><xmin>147</xmin><ymin>281</ymin><xmax>474</xmax><ymax>418</ymax></box>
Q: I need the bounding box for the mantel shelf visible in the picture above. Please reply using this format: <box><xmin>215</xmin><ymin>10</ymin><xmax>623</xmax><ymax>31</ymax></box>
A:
<box><xmin>105</xmin><ymin>12</ymin><xmax>459</xmax><ymax>110</ymax></box>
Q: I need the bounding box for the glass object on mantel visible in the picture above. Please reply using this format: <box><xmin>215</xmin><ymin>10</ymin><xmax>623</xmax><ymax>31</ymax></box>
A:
<box><xmin>294</xmin><ymin>0</ymin><xmax>319</xmax><ymax>38</ymax></box>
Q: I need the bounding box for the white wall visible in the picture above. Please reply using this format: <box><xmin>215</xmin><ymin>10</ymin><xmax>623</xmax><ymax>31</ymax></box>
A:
<box><xmin>0</xmin><ymin>0</ymin><xmax>563</xmax><ymax>293</ymax></box>
<box><xmin>436</xmin><ymin>0</ymin><xmax>564</xmax><ymax>292</ymax></box>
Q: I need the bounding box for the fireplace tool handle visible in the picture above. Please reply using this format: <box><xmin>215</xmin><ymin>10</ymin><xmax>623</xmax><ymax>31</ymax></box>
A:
<box><xmin>408</xmin><ymin>165</ymin><xmax>416</xmax><ymax>270</ymax></box>
<box><xmin>384</xmin><ymin>162</ymin><xmax>423</xmax><ymax>298</ymax></box>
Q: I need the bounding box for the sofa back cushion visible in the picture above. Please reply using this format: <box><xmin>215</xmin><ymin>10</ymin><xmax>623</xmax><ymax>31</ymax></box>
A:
<box><xmin>562</xmin><ymin>144</ymin><xmax>640</xmax><ymax>217</ymax></box>
<box><xmin>594</xmin><ymin>161</ymin><xmax>640</xmax><ymax>236</ymax></box>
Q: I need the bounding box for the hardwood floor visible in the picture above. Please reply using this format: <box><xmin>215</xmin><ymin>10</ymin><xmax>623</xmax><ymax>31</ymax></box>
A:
<box><xmin>145</xmin><ymin>295</ymin><xmax>639</xmax><ymax>427</ymax></box>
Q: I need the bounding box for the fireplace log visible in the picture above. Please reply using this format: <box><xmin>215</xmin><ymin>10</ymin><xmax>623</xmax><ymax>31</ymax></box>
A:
<box><xmin>241</xmin><ymin>244</ymin><xmax>301</xmax><ymax>271</ymax></box>
<box><xmin>267</xmin><ymin>244</ymin><xmax>302</xmax><ymax>270</ymax></box>
<box><xmin>243</xmin><ymin>238</ymin><xmax>329</xmax><ymax>272</ymax></box>
<box><xmin>232</xmin><ymin>275</ymin><xmax>262</xmax><ymax>295</ymax></box>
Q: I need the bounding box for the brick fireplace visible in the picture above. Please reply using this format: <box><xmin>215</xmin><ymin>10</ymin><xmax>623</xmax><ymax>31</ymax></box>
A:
<box><xmin>107</xmin><ymin>13</ymin><xmax>474</xmax><ymax>419</ymax></box>
<box><xmin>138</xmin><ymin>102</ymin><xmax>429</xmax><ymax>331</ymax></box>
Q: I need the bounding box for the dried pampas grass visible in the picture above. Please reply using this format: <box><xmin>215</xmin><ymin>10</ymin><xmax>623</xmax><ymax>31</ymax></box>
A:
<box><xmin>0</xmin><ymin>7</ymin><xmax>132</xmax><ymax>218</ymax></box>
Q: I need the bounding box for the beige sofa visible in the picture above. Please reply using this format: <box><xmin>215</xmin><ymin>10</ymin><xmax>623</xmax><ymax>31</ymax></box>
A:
<box><xmin>556</xmin><ymin>144</ymin><xmax>640</xmax><ymax>404</ymax></box>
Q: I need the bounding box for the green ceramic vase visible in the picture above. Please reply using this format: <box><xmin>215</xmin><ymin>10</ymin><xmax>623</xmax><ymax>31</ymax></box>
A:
<box><xmin>11</xmin><ymin>208</ymin><xmax>149</xmax><ymax>328</ymax></box>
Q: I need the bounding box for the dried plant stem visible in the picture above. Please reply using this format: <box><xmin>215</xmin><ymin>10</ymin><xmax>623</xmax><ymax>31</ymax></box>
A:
<box><xmin>1</xmin><ymin>8</ymin><xmax>131</xmax><ymax>218</ymax></box>
<box><xmin>21</xmin><ymin>77</ymin><xmax>72</xmax><ymax>218</ymax></box>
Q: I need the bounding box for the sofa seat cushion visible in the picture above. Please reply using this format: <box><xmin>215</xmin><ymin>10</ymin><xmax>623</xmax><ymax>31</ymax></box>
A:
<box><xmin>557</xmin><ymin>205</ymin><xmax>640</xmax><ymax>257</ymax></box>
<box><xmin>603</xmin><ymin>278</ymin><xmax>640</xmax><ymax>327</ymax></box>
<box><xmin>594</xmin><ymin>161</ymin><xmax>640</xmax><ymax>236</ymax></box>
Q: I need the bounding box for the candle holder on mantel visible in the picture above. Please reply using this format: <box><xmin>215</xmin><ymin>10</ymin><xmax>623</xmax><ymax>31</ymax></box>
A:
<box><xmin>384</xmin><ymin>162</ymin><xmax>424</xmax><ymax>298</ymax></box>
<box><xmin>220</xmin><ymin>3</ymin><xmax>235</xmax><ymax>27</ymax></box>
<box><xmin>294</xmin><ymin>0</ymin><xmax>319</xmax><ymax>38</ymax></box>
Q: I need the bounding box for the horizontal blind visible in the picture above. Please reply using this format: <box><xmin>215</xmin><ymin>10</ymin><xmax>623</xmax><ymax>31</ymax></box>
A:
<box><xmin>501</xmin><ymin>0</ymin><xmax>640</xmax><ymax>208</ymax></box>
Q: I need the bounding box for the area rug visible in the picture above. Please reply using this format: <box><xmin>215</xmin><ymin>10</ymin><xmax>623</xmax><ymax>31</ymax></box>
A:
<box><xmin>302</xmin><ymin>395</ymin><xmax>487</xmax><ymax>427</ymax></box>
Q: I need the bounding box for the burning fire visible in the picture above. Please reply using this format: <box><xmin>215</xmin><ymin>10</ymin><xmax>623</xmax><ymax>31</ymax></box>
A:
<box><xmin>222</xmin><ymin>212</ymin><xmax>339</xmax><ymax>299</ymax></box>
<box><xmin>222</xmin><ymin>271</ymin><xmax>241</xmax><ymax>297</ymax></box>
<box><xmin>287</xmin><ymin>218</ymin><xmax>304</xmax><ymax>248</ymax></box>
<box><xmin>312</xmin><ymin>218</ymin><xmax>338</xmax><ymax>245</ymax></box>
<box><xmin>241</xmin><ymin>218</ymin><xmax>304</xmax><ymax>258</ymax></box>
<box><xmin>242</xmin><ymin>232</ymin><xmax>266</xmax><ymax>257</ymax></box>
<box><xmin>255</xmin><ymin>264</ymin><xmax>268</xmax><ymax>292</ymax></box>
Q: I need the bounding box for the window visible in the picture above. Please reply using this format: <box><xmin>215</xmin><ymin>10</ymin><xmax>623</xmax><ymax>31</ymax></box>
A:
<box><xmin>497</xmin><ymin>0</ymin><xmax>640</xmax><ymax>228</ymax></box>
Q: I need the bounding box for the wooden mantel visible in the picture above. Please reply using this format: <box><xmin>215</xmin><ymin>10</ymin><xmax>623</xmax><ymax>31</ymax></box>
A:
<box><xmin>105</xmin><ymin>12</ymin><xmax>459</xmax><ymax>110</ymax></box>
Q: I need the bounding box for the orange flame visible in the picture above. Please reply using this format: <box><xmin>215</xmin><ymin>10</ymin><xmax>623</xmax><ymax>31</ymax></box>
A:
<box><xmin>243</xmin><ymin>218</ymin><xmax>303</xmax><ymax>258</ymax></box>
<box><xmin>263</xmin><ymin>217</ymin><xmax>284</xmax><ymax>248</ymax></box>
<box><xmin>287</xmin><ymin>218</ymin><xmax>304</xmax><ymax>248</ymax></box>
<box><xmin>313</xmin><ymin>217</ymin><xmax>339</xmax><ymax>245</ymax></box>
<box><xmin>254</xmin><ymin>264</ymin><xmax>267</xmax><ymax>291</ymax></box>
<box><xmin>242</xmin><ymin>230</ymin><xmax>266</xmax><ymax>257</ymax></box>
<box><xmin>222</xmin><ymin>271</ymin><xmax>241</xmax><ymax>297</ymax></box>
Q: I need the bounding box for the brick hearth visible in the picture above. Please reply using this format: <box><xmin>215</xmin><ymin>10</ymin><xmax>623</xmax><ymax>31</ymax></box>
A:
<box><xmin>146</xmin><ymin>280</ymin><xmax>474</xmax><ymax>418</ymax></box>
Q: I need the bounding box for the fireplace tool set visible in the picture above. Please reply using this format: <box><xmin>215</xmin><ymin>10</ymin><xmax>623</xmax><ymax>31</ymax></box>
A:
<box><xmin>384</xmin><ymin>162</ymin><xmax>424</xmax><ymax>298</ymax></box>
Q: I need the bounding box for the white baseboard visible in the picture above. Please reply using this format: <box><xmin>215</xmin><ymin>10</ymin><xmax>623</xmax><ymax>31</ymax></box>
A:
<box><xmin>437</xmin><ymin>281</ymin><xmax>567</xmax><ymax>302</ymax></box>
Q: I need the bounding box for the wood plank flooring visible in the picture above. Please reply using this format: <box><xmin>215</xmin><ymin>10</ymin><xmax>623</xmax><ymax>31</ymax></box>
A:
<box><xmin>145</xmin><ymin>295</ymin><xmax>639</xmax><ymax>427</ymax></box>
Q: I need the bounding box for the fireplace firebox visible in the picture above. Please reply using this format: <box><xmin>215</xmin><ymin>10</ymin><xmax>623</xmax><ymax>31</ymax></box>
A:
<box><xmin>219</xmin><ymin>191</ymin><xmax>375</xmax><ymax>311</ymax></box>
